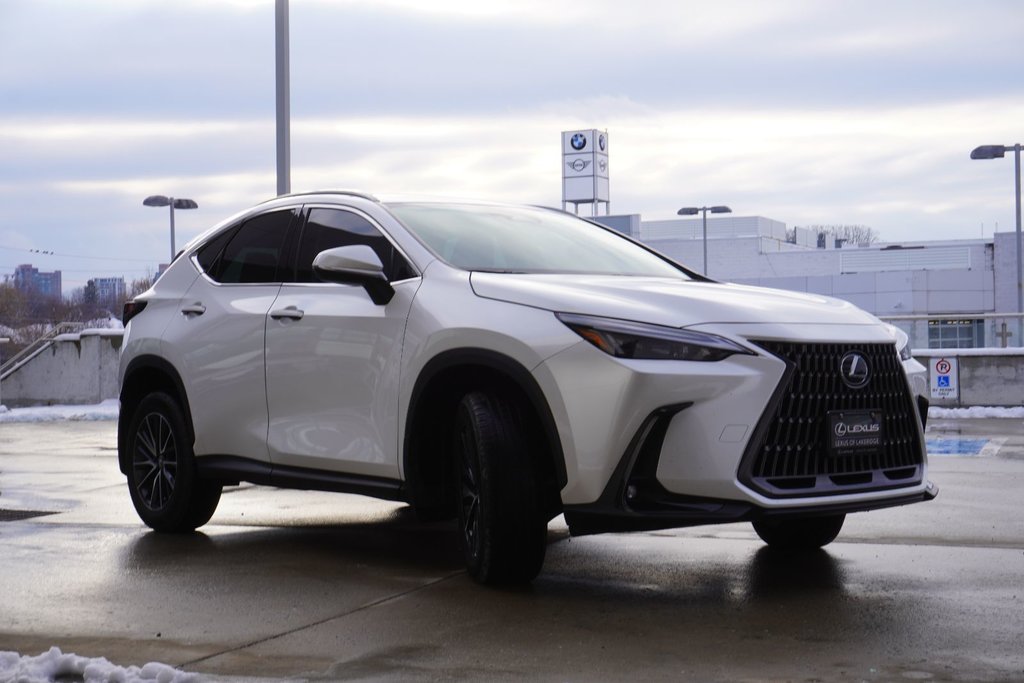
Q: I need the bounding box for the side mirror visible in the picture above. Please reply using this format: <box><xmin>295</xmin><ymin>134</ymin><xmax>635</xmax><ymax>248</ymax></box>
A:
<box><xmin>312</xmin><ymin>245</ymin><xmax>395</xmax><ymax>305</ymax></box>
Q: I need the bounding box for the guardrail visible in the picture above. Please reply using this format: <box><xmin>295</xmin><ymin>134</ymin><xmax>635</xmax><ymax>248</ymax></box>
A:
<box><xmin>0</xmin><ymin>323</ymin><xmax>86</xmax><ymax>381</ymax></box>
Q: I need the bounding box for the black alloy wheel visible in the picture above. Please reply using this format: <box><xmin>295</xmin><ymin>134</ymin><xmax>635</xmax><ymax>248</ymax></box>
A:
<box><xmin>454</xmin><ymin>391</ymin><xmax>547</xmax><ymax>585</ymax></box>
<box><xmin>752</xmin><ymin>514</ymin><xmax>846</xmax><ymax>550</ymax></box>
<box><xmin>126</xmin><ymin>392</ymin><xmax>221</xmax><ymax>532</ymax></box>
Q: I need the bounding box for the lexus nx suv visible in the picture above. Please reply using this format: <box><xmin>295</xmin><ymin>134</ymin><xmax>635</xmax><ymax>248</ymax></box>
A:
<box><xmin>119</xmin><ymin>191</ymin><xmax>937</xmax><ymax>584</ymax></box>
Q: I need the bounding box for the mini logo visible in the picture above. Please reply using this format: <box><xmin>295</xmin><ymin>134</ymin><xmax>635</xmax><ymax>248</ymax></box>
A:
<box><xmin>570</xmin><ymin>133</ymin><xmax>587</xmax><ymax>150</ymax></box>
<box><xmin>598</xmin><ymin>159</ymin><xmax>607</xmax><ymax>173</ymax></box>
<box><xmin>567</xmin><ymin>159</ymin><xmax>591</xmax><ymax>172</ymax></box>
<box><xmin>598</xmin><ymin>133</ymin><xmax>606</xmax><ymax>151</ymax></box>
<box><xmin>839</xmin><ymin>351</ymin><xmax>870</xmax><ymax>388</ymax></box>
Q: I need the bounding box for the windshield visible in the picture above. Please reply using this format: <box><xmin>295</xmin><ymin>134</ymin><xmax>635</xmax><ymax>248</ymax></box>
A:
<box><xmin>386</xmin><ymin>202</ymin><xmax>689</xmax><ymax>278</ymax></box>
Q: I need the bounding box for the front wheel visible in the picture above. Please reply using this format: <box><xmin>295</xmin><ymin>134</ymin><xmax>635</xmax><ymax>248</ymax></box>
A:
<box><xmin>126</xmin><ymin>392</ymin><xmax>221</xmax><ymax>532</ymax></box>
<box><xmin>455</xmin><ymin>391</ymin><xmax>547</xmax><ymax>585</ymax></box>
<box><xmin>752</xmin><ymin>514</ymin><xmax>845</xmax><ymax>550</ymax></box>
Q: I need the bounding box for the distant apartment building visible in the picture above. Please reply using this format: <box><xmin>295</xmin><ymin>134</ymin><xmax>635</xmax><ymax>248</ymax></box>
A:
<box><xmin>93</xmin><ymin>277</ymin><xmax>126</xmax><ymax>306</ymax></box>
<box><xmin>12</xmin><ymin>264</ymin><xmax>62</xmax><ymax>299</ymax></box>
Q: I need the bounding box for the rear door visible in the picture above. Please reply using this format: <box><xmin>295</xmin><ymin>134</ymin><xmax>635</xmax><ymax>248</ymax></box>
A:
<box><xmin>163</xmin><ymin>208</ymin><xmax>297</xmax><ymax>461</ymax></box>
<box><xmin>264</xmin><ymin>206</ymin><xmax>419</xmax><ymax>478</ymax></box>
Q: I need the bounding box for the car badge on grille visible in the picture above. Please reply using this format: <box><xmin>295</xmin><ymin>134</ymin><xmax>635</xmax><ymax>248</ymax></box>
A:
<box><xmin>840</xmin><ymin>351</ymin><xmax>870</xmax><ymax>388</ymax></box>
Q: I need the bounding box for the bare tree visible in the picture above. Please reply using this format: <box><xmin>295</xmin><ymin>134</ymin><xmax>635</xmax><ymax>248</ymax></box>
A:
<box><xmin>798</xmin><ymin>224</ymin><xmax>880</xmax><ymax>246</ymax></box>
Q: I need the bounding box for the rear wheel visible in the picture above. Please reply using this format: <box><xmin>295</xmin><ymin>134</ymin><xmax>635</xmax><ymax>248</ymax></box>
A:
<box><xmin>126</xmin><ymin>392</ymin><xmax>221</xmax><ymax>532</ymax></box>
<box><xmin>455</xmin><ymin>391</ymin><xmax>547</xmax><ymax>585</ymax></box>
<box><xmin>752</xmin><ymin>514</ymin><xmax>845</xmax><ymax>550</ymax></box>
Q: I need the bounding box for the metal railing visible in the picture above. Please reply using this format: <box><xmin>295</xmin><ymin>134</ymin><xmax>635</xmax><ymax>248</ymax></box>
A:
<box><xmin>879</xmin><ymin>313</ymin><xmax>1024</xmax><ymax>351</ymax></box>
<box><xmin>0</xmin><ymin>323</ymin><xmax>86</xmax><ymax>381</ymax></box>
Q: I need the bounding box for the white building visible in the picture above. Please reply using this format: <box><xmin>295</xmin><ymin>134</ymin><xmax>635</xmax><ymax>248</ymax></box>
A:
<box><xmin>597</xmin><ymin>214</ymin><xmax>1019</xmax><ymax>349</ymax></box>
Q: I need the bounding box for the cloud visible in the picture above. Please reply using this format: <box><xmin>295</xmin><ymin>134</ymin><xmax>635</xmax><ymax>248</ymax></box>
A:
<box><xmin>2</xmin><ymin>0</ymin><xmax>1023</xmax><ymax>292</ymax></box>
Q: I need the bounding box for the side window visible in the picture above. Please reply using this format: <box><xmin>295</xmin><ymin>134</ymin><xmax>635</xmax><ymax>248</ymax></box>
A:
<box><xmin>295</xmin><ymin>208</ymin><xmax>416</xmax><ymax>283</ymax></box>
<box><xmin>208</xmin><ymin>210</ymin><xmax>295</xmax><ymax>284</ymax></box>
<box><xmin>195</xmin><ymin>225</ymin><xmax>238</xmax><ymax>276</ymax></box>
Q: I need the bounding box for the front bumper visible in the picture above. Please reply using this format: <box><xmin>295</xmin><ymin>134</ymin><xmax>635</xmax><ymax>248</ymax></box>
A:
<box><xmin>540</xmin><ymin>329</ymin><xmax>937</xmax><ymax>536</ymax></box>
<box><xmin>563</xmin><ymin>397</ymin><xmax>937</xmax><ymax>536</ymax></box>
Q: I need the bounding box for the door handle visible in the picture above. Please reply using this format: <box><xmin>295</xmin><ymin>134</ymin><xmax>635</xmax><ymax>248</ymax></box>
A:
<box><xmin>270</xmin><ymin>306</ymin><xmax>304</xmax><ymax>321</ymax></box>
<box><xmin>180</xmin><ymin>303</ymin><xmax>206</xmax><ymax>316</ymax></box>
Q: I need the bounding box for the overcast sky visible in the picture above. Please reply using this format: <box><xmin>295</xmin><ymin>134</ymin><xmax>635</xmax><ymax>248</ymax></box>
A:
<box><xmin>1</xmin><ymin>0</ymin><xmax>1022</xmax><ymax>292</ymax></box>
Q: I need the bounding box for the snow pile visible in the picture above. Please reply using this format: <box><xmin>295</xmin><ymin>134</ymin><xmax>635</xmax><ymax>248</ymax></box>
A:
<box><xmin>929</xmin><ymin>406</ymin><xmax>1024</xmax><ymax>419</ymax></box>
<box><xmin>0</xmin><ymin>399</ymin><xmax>119</xmax><ymax>423</ymax></box>
<box><xmin>0</xmin><ymin>647</ymin><xmax>197</xmax><ymax>683</ymax></box>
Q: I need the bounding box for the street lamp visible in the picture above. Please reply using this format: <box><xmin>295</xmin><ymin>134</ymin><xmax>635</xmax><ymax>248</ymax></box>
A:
<box><xmin>143</xmin><ymin>195</ymin><xmax>198</xmax><ymax>262</ymax></box>
<box><xmin>971</xmin><ymin>143</ymin><xmax>1022</xmax><ymax>345</ymax></box>
<box><xmin>677</xmin><ymin>205</ymin><xmax>732</xmax><ymax>276</ymax></box>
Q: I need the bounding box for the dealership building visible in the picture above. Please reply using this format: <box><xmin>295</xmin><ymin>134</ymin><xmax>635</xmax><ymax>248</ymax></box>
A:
<box><xmin>561</xmin><ymin>127</ymin><xmax>1020</xmax><ymax>351</ymax></box>
<box><xmin>597</xmin><ymin>213</ymin><xmax>1019</xmax><ymax>351</ymax></box>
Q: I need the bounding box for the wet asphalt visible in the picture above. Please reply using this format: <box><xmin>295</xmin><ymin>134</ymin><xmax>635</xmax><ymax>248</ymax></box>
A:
<box><xmin>0</xmin><ymin>420</ymin><xmax>1022</xmax><ymax>682</ymax></box>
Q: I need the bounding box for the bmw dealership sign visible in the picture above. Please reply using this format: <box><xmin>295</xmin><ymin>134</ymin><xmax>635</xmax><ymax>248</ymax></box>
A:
<box><xmin>562</xmin><ymin>129</ymin><xmax>609</xmax><ymax>214</ymax></box>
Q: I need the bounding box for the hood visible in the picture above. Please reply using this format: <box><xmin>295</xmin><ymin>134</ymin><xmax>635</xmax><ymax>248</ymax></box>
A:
<box><xmin>469</xmin><ymin>273</ymin><xmax>880</xmax><ymax>329</ymax></box>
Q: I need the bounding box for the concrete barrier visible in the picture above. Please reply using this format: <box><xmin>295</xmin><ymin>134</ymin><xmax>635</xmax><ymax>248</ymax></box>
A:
<box><xmin>913</xmin><ymin>349</ymin><xmax>1024</xmax><ymax>407</ymax></box>
<box><xmin>0</xmin><ymin>330</ymin><xmax>122</xmax><ymax>407</ymax></box>
<box><xmin>1</xmin><ymin>330</ymin><xmax>1022</xmax><ymax>409</ymax></box>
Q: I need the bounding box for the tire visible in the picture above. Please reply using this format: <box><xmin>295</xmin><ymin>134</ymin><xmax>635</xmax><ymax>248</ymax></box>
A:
<box><xmin>752</xmin><ymin>514</ymin><xmax>845</xmax><ymax>550</ymax></box>
<box><xmin>126</xmin><ymin>392</ymin><xmax>221</xmax><ymax>532</ymax></box>
<box><xmin>454</xmin><ymin>391</ymin><xmax>547</xmax><ymax>585</ymax></box>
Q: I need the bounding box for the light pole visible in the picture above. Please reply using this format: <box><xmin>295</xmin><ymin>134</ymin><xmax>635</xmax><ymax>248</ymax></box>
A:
<box><xmin>143</xmin><ymin>195</ymin><xmax>198</xmax><ymax>262</ymax></box>
<box><xmin>276</xmin><ymin>0</ymin><xmax>290</xmax><ymax>196</ymax></box>
<box><xmin>971</xmin><ymin>143</ymin><xmax>1022</xmax><ymax>345</ymax></box>
<box><xmin>678</xmin><ymin>205</ymin><xmax>731</xmax><ymax>276</ymax></box>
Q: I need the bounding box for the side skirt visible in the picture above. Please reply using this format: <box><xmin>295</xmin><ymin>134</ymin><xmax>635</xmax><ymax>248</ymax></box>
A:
<box><xmin>196</xmin><ymin>455</ymin><xmax>407</xmax><ymax>502</ymax></box>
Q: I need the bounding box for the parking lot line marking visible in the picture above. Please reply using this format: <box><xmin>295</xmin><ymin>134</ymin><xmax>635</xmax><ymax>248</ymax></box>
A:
<box><xmin>925</xmin><ymin>437</ymin><xmax>992</xmax><ymax>457</ymax></box>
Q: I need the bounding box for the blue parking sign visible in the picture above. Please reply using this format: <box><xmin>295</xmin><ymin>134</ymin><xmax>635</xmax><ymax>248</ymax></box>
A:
<box><xmin>937</xmin><ymin>375</ymin><xmax>950</xmax><ymax>388</ymax></box>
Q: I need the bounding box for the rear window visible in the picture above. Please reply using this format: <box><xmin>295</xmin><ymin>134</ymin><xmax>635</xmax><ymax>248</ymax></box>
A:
<box><xmin>201</xmin><ymin>209</ymin><xmax>296</xmax><ymax>284</ymax></box>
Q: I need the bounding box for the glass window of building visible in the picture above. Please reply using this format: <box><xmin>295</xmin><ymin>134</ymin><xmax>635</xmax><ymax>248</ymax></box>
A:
<box><xmin>927</xmin><ymin>319</ymin><xmax>984</xmax><ymax>349</ymax></box>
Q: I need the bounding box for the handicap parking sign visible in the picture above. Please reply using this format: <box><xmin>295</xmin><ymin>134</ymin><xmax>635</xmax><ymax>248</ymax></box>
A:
<box><xmin>929</xmin><ymin>357</ymin><xmax>959</xmax><ymax>400</ymax></box>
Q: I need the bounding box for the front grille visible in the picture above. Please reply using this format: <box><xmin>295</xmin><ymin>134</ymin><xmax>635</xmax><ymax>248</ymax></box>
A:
<box><xmin>740</xmin><ymin>341</ymin><xmax>925</xmax><ymax>498</ymax></box>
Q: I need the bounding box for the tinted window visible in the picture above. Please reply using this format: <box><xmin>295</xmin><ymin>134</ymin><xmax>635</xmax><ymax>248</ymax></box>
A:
<box><xmin>387</xmin><ymin>202</ymin><xmax>687</xmax><ymax>278</ymax></box>
<box><xmin>195</xmin><ymin>225</ymin><xmax>238</xmax><ymax>275</ymax></box>
<box><xmin>295</xmin><ymin>208</ymin><xmax>415</xmax><ymax>283</ymax></box>
<box><xmin>209</xmin><ymin>210</ymin><xmax>295</xmax><ymax>284</ymax></box>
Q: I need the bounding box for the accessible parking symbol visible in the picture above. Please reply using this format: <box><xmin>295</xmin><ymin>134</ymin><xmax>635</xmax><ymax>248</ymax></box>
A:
<box><xmin>929</xmin><ymin>357</ymin><xmax>959</xmax><ymax>400</ymax></box>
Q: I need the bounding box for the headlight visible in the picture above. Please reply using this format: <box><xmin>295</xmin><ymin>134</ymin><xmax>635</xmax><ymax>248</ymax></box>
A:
<box><xmin>886</xmin><ymin>323</ymin><xmax>912</xmax><ymax>361</ymax></box>
<box><xmin>556</xmin><ymin>312</ymin><xmax>755</xmax><ymax>362</ymax></box>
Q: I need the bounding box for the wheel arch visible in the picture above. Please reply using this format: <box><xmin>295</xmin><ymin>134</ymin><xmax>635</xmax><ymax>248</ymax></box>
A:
<box><xmin>402</xmin><ymin>348</ymin><xmax>567</xmax><ymax>520</ymax></box>
<box><xmin>118</xmin><ymin>355</ymin><xmax>194</xmax><ymax>475</ymax></box>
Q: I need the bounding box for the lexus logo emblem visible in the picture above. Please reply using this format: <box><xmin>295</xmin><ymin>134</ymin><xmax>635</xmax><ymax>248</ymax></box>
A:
<box><xmin>840</xmin><ymin>351</ymin><xmax>870</xmax><ymax>388</ymax></box>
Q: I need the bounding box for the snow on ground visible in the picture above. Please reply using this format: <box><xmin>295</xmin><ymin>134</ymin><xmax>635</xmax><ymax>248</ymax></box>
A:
<box><xmin>0</xmin><ymin>647</ymin><xmax>197</xmax><ymax>683</ymax></box>
<box><xmin>928</xmin><ymin>406</ymin><xmax>1024</xmax><ymax>419</ymax></box>
<box><xmin>0</xmin><ymin>399</ymin><xmax>119</xmax><ymax>423</ymax></box>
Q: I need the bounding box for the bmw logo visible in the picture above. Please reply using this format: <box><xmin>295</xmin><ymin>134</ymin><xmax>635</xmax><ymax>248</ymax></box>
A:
<box><xmin>598</xmin><ymin>134</ymin><xmax>606</xmax><ymax>151</ymax></box>
<box><xmin>570</xmin><ymin>133</ymin><xmax>587</xmax><ymax>150</ymax></box>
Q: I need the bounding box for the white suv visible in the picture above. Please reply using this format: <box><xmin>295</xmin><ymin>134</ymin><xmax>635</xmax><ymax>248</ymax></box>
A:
<box><xmin>118</xmin><ymin>191</ymin><xmax>937</xmax><ymax>584</ymax></box>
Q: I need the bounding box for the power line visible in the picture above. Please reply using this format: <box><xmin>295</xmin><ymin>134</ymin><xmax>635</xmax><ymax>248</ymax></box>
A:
<box><xmin>0</xmin><ymin>244</ymin><xmax>156</xmax><ymax>263</ymax></box>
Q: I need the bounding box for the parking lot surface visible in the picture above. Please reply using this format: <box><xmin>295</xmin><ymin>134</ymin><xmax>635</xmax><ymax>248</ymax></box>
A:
<box><xmin>1</xmin><ymin>419</ymin><xmax>1022</xmax><ymax>682</ymax></box>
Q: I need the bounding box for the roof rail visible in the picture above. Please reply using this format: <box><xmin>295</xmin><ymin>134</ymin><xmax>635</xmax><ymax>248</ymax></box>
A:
<box><xmin>258</xmin><ymin>190</ymin><xmax>380</xmax><ymax>205</ymax></box>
